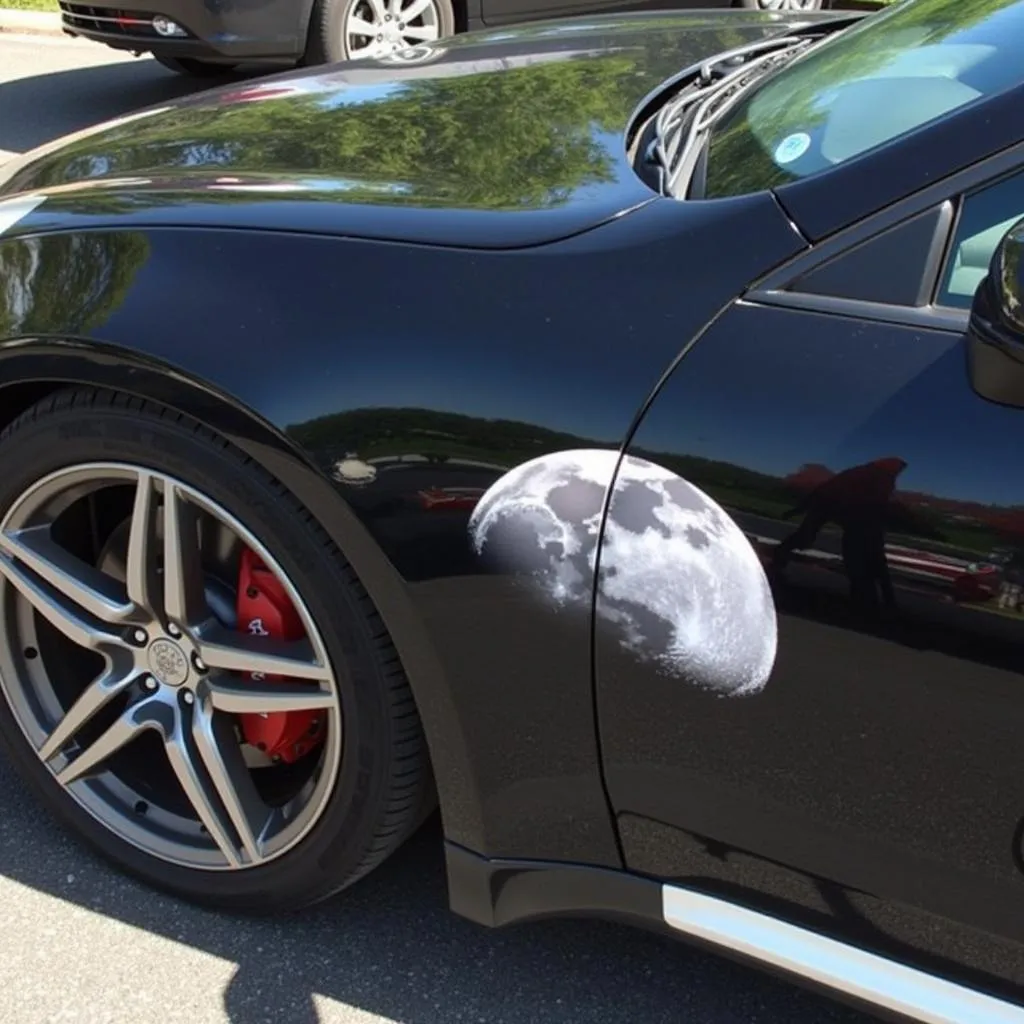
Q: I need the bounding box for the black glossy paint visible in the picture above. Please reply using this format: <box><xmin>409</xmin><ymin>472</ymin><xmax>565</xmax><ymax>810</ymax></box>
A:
<box><xmin>445</xmin><ymin>841</ymin><xmax>666</xmax><ymax>929</ymax></box>
<box><xmin>0</xmin><ymin>186</ymin><xmax>805</xmax><ymax>865</ymax></box>
<box><xmin>598</xmin><ymin>306</ymin><xmax>1024</xmax><ymax>1000</ymax></box>
<box><xmin>4</xmin><ymin>2</ymin><xmax>1024</xmax><ymax>1013</ymax></box>
<box><xmin>2</xmin><ymin>12</ymin><xmax>845</xmax><ymax>248</ymax></box>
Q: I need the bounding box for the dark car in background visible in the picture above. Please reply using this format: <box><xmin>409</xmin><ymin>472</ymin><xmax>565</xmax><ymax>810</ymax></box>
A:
<box><xmin>59</xmin><ymin>0</ymin><xmax>831</xmax><ymax>75</ymax></box>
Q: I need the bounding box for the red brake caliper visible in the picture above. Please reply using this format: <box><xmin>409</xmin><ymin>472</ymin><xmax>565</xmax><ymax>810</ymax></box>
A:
<box><xmin>235</xmin><ymin>548</ymin><xmax>324</xmax><ymax>763</ymax></box>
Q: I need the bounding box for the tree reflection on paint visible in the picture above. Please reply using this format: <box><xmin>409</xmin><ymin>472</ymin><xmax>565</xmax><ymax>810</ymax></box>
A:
<box><xmin>0</xmin><ymin>233</ymin><xmax>150</xmax><ymax>337</ymax></box>
<box><xmin>11</xmin><ymin>26</ymin><xmax>755</xmax><ymax>211</ymax></box>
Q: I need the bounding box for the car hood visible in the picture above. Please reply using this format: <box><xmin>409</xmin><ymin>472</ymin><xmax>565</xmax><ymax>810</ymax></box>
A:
<box><xmin>0</xmin><ymin>9</ymin><xmax>851</xmax><ymax>248</ymax></box>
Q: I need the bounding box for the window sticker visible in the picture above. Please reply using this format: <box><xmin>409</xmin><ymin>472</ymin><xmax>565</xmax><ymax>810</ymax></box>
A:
<box><xmin>774</xmin><ymin>132</ymin><xmax>811</xmax><ymax>165</ymax></box>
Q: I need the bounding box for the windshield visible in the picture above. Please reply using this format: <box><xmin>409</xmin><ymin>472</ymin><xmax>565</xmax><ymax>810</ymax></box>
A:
<box><xmin>702</xmin><ymin>0</ymin><xmax>1024</xmax><ymax>199</ymax></box>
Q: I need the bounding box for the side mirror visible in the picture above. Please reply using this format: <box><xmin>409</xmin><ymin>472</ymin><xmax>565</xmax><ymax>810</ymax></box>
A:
<box><xmin>966</xmin><ymin>216</ymin><xmax>1024</xmax><ymax>408</ymax></box>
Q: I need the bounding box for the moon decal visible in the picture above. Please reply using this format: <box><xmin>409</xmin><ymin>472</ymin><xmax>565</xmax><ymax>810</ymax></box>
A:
<box><xmin>468</xmin><ymin>448</ymin><xmax>777</xmax><ymax>696</ymax></box>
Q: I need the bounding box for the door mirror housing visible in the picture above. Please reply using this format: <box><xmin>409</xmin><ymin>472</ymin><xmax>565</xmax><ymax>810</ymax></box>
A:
<box><xmin>966</xmin><ymin>215</ymin><xmax>1024</xmax><ymax>407</ymax></box>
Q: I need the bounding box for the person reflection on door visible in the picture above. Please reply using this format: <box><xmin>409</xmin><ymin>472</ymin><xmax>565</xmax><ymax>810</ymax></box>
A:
<box><xmin>771</xmin><ymin>457</ymin><xmax>908</xmax><ymax>610</ymax></box>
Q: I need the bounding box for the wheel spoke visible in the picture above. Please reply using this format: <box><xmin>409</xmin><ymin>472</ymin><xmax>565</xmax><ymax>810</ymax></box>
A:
<box><xmin>0</xmin><ymin>549</ymin><xmax>125</xmax><ymax>651</ymax></box>
<box><xmin>125</xmin><ymin>471</ymin><xmax>159</xmax><ymax>613</ymax></box>
<box><xmin>162</xmin><ymin>482</ymin><xmax>207</xmax><ymax>629</ymax></box>
<box><xmin>197</xmin><ymin>626</ymin><xmax>329</xmax><ymax>682</ymax></box>
<box><xmin>207</xmin><ymin>677</ymin><xmax>335</xmax><ymax>715</ymax></box>
<box><xmin>164</xmin><ymin>715</ymin><xmax>244</xmax><ymax>867</ymax></box>
<box><xmin>56</xmin><ymin>700</ymin><xmax>153</xmax><ymax>785</ymax></box>
<box><xmin>347</xmin><ymin>15</ymin><xmax>377</xmax><ymax>34</ymax></box>
<box><xmin>367</xmin><ymin>0</ymin><xmax>387</xmax><ymax>22</ymax></box>
<box><xmin>192</xmin><ymin>701</ymin><xmax>268</xmax><ymax>864</ymax></box>
<box><xmin>0</xmin><ymin>526</ymin><xmax>133</xmax><ymax>625</ymax></box>
<box><xmin>39</xmin><ymin>667</ymin><xmax>135</xmax><ymax>762</ymax></box>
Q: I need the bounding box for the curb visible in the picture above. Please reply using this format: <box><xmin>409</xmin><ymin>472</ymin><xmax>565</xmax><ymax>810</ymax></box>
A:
<box><xmin>0</xmin><ymin>8</ymin><xmax>64</xmax><ymax>35</ymax></box>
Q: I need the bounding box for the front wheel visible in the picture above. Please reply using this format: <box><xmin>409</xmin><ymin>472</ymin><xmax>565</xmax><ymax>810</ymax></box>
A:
<box><xmin>304</xmin><ymin>0</ymin><xmax>455</xmax><ymax>65</ymax></box>
<box><xmin>0</xmin><ymin>389</ymin><xmax>433</xmax><ymax>911</ymax></box>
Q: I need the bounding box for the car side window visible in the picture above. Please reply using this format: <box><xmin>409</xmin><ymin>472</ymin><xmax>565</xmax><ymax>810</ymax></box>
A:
<box><xmin>938</xmin><ymin>169</ymin><xmax>1024</xmax><ymax>309</ymax></box>
<box><xmin>788</xmin><ymin>205</ymin><xmax>948</xmax><ymax>308</ymax></box>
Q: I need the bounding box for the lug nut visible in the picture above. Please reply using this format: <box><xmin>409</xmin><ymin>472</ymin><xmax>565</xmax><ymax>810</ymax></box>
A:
<box><xmin>143</xmin><ymin>676</ymin><xmax>157</xmax><ymax>691</ymax></box>
<box><xmin>167</xmin><ymin>622</ymin><xmax>181</xmax><ymax>638</ymax></box>
<box><xmin>133</xmin><ymin>629</ymin><xmax>148</xmax><ymax>645</ymax></box>
<box><xmin>182</xmin><ymin>691</ymin><xmax>194</xmax><ymax>705</ymax></box>
<box><xmin>192</xmin><ymin>654</ymin><xmax>207</xmax><ymax>673</ymax></box>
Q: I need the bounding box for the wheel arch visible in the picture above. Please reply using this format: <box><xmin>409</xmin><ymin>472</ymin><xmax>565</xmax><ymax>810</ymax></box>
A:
<box><xmin>0</xmin><ymin>341</ymin><xmax>485</xmax><ymax>852</ymax></box>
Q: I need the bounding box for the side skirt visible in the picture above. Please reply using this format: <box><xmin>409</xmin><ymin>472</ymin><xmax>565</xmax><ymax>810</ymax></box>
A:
<box><xmin>445</xmin><ymin>842</ymin><xmax>1024</xmax><ymax>1024</ymax></box>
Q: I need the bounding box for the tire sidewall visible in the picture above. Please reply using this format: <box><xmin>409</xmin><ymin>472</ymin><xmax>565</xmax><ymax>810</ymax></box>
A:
<box><xmin>0</xmin><ymin>399</ymin><xmax>395</xmax><ymax>909</ymax></box>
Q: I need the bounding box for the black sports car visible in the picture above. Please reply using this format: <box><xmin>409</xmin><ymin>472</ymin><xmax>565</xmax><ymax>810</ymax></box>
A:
<box><xmin>57</xmin><ymin>0</ymin><xmax>830</xmax><ymax>76</ymax></box>
<box><xmin>2</xmin><ymin>0</ymin><xmax>1024</xmax><ymax>1020</ymax></box>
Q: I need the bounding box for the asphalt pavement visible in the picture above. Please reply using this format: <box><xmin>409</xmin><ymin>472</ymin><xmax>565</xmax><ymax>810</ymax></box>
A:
<box><xmin>0</xmin><ymin>32</ymin><xmax>238</xmax><ymax>165</ymax></box>
<box><xmin>0</xmin><ymin>31</ymin><xmax>877</xmax><ymax>1024</ymax></box>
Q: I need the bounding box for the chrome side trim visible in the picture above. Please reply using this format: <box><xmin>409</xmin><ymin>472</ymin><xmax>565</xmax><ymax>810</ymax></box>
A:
<box><xmin>739</xmin><ymin>291</ymin><xmax>969</xmax><ymax>333</ymax></box>
<box><xmin>0</xmin><ymin>195</ymin><xmax>45</xmax><ymax>237</ymax></box>
<box><xmin>661</xmin><ymin>885</ymin><xmax>1024</xmax><ymax>1024</ymax></box>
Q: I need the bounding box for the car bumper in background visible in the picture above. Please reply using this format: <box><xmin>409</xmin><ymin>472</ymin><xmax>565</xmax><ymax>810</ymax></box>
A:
<box><xmin>59</xmin><ymin>0</ymin><xmax>307</xmax><ymax>60</ymax></box>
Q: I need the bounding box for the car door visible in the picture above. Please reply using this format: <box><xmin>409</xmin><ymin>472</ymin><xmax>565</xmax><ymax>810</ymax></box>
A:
<box><xmin>594</xmin><ymin>151</ymin><xmax>1024</xmax><ymax>998</ymax></box>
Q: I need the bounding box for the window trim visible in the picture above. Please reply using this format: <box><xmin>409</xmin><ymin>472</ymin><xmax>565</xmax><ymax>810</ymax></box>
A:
<box><xmin>745</xmin><ymin>136</ymin><xmax>1024</xmax><ymax>331</ymax></box>
<box><xmin>918</xmin><ymin>201</ymin><xmax>958</xmax><ymax>307</ymax></box>
<box><xmin>737</xmin><ymin>292</ymin><xmax>967</xmax><ymax>333</ymax></box>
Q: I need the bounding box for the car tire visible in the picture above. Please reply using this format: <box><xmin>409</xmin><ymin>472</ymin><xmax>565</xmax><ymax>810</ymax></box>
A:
<box><xmin>0</xmin><ymin>388</ymin><xmax>434</xmax><ymax>912</ymax></box>
<box><xmin>303</xmin><ymin>0</ymin><xmax>455</xmax><ymax>65</ymax></box>
<box><xmin>736</xmin><ymin>0</ymin><xmax>824</xmax><ymax>8</ymax></box>
<box><xmin>154</xmin><ymin>56</ymin><xmax>239</xmax><ymax>76</ymax></box>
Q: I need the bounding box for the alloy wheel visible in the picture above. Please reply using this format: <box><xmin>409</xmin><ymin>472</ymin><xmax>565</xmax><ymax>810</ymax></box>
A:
<box><xmin>0</xmin><ymin>463</ymin><xmax>342</xmax><ymax>871</ymax></box>
<box><xmin>344</xmin><ymin>0</ymin><xmax>441</xmax><ymax>60</ymax></box>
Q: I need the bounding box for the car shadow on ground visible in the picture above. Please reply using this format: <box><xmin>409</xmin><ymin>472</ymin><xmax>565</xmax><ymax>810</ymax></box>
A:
<box><xmin>0</xmin><ymin>56</ymin><xmax>260</xmax><ymax>156</ymax></box>
<box><xmin>0</xmin><ymin>753</ymin><xmax>872</xmax><ymax>1024</ymax></box>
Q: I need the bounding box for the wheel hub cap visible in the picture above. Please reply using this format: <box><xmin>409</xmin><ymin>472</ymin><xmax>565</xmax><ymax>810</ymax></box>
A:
<box><xmin>148</xmin><ymin>638</ymin><xmax>190</xmax><ymax>687</ymax></box>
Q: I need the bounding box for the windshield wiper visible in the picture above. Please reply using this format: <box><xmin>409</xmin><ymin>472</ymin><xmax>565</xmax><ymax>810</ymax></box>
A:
<box><xmin>648</xmin><ymin>35</ymin><xmax>818</xmax><ymax>199</ymax></box>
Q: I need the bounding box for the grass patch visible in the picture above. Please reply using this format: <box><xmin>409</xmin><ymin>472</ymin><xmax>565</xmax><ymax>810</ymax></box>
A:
<box><xmin>3</xmin><ymin>0</ymin><xmax>60</xmax><ymax>11</ymax></box>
